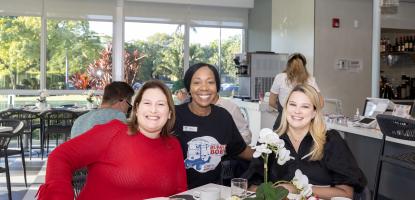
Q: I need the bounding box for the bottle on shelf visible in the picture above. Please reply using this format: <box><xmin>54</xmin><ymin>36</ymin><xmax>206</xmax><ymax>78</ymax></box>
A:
<box><xmin>405</xmin><ymin>36</ymin><xmax>409</xmax><ymax>51</ymax></box>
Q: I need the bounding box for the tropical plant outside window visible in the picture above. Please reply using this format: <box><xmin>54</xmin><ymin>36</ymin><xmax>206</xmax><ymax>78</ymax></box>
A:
<box><xmin>0</xmin><ymin>16</ymin><xmax>41</xmax><ymax>90</ymax></box>
<box><xmin>46</xmin><ymin>19</ymin><xmax>113</xmax><ymax>90</ymax></box>
<box><xmin>1</xmin><ymin>18</ymin><xmax>244</xmax><ymax>93</ymax></box>
<box><xmin>124</xmin><ymin>22</ymin><xmax>185</xmax><ymax>92</ymax></box>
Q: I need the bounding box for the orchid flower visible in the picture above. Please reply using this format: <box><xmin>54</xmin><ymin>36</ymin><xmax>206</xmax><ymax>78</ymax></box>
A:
<box><xmin>277</xmin><ymin>148</ymin><xmax>292</xmax><ymax>165</ymax></box>
<box><xmin>292</xmin><ymin>169</ymin><xmax>313</xmax><ymax>199</ymax></box>
<box><xmin>252</xmin><ymin>144</ymin><xmax>272</xmax><ymax>158</ymax></box>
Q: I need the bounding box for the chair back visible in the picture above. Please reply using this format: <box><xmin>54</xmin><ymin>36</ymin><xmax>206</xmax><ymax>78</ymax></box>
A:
<box><xmin>376</xmin><ymin>114</ymin><xmax>415</xmax><ymax>141</ymax></box>
<box><xmin>72</xmin><ymin>168</ymin><xmax>88</xmax><ymax>198</ymax></box>
<box><xmin>219</xmin><ymin>160</ymin><xmax>234</xmax><ymax>185</ymax></box>
<box><xmin>40</xmin><ymin>110</ymin><xmax>78</xmax><ymax>136</ymax></box>
<box><xmin>0</xmin><ymin>109</ymin><xmax>40</xmax><ymax>134</ymax></box>
<box><xmin>0</xmin><ymin>119</ymin><xmax>24</xmax><ymax>150</ymax></box>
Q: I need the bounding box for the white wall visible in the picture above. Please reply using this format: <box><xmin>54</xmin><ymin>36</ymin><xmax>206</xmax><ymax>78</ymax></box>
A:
<box><xmin>270</xmin><ymin>0</ymin><xmax>315</xmax><ymax>73</ymax></box>
<box><xmin>314</xmin><ymin>0</ymin><xmax>373</xmax><ymax>116</ymax></box>
<box><xmin>381</xmin><ymin>2</ymin><xmax>415</xmax><ymax>30</ymax></box>
<box><xmin>247</xmin><ymin>0</ymin><xmax>272</xmax><ymax>52</ymax></box>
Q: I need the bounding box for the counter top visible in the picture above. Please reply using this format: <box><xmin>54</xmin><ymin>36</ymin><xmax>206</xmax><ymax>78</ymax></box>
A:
<box><xmin>327</xmin><ymin>122</ymin><xmax>415</xmax><ymax>147</ymax></box>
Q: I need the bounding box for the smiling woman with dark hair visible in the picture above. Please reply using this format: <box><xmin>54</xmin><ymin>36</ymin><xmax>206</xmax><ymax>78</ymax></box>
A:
<box><xmin>174</xmin><ymin>62</ymin><xmax>254</xmax><ymax>189</ymax></box>
<box><xmin>37</xmin><ymin>80</ymin><xmax>187</xmax><ymax>200</ymax></box>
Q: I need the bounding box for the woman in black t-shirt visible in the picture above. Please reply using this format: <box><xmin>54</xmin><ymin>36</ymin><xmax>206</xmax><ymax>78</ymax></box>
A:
<box><xmin>244</xmin><ymin>84</ymin><xmax>366</xmax><ymax>199</ymax></box>
<box><xmin>174</xmin><ymin>63</ymin><xmax>254</xmax><ymax>189</ymax></box>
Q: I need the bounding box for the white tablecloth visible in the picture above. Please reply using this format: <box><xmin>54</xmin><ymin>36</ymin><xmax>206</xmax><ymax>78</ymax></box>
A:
<box><xmin>0</xmin><ymin>126</ymin><xmax>13</xmax><ymax>132</ymax></box>
<box><xmin>146</xmin><ymin>183</ymin><xmax>231</xmax><ymax>200</ymax></box>
<box><xmin>178</xmin><ymin>183</ymin><xmax>231</xmax><ymax>199</ymax></box>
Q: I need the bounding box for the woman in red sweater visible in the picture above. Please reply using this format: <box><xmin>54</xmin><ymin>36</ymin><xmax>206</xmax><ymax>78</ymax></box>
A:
<box><xmin>37</xmin><ymin>80</ymin><xmax>187</xmax><ymax>200</ymax></box>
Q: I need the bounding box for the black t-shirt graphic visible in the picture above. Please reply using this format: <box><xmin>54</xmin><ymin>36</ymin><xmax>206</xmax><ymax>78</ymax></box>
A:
<box><xmin>174</xmin><ymin>103</ymin><xmax>247</xmax><ymax>189</ymax></box>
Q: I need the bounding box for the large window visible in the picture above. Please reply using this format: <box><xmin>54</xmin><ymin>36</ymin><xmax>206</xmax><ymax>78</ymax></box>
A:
<box><xmin>190</xmin><ymin>27</ymin><xmax>243</xmax><ymax>96</ymax></box>
<box><xmin>46</xmin><ymin>20</ymin><xmax>112</xmax><ymax>90</ymax></box>
<box><xmin>125</xmin><ymin>22</ymin><xmax>185</xmax><ymax>91</ymax></box>
<box><xmin>1</xmin><ymin>1</ymin><xmax>248</xmax><ymax>99</ymax></box>
<box><xmin>0</xmin><ymin>16</ymin><xmax>41</xmax><ymax>90</ymax></box>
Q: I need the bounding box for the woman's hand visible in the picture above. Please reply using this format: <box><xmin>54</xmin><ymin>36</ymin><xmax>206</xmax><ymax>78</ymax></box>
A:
<box><xmin>248</xmin><ymin>185</ymin><xmax>258</xmax><ymax>192</ymax></box>
<box><xmin>276</xmin><ymin>183</ymin><xmax>298</xmax><ymax>194</ymax></box>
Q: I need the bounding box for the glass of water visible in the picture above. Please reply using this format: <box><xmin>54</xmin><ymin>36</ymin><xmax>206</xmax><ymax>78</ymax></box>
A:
<box><xmin>231</xmin><ymin>178</ymin><xmax>248</xmax><ymax>198</ymax></box>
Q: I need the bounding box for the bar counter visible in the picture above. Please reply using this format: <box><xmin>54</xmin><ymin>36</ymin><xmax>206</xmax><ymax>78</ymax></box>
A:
<box><xmin>327</xmin><ymin>121</ymin><xmax>415</xmax><ymax>199</ymax></box>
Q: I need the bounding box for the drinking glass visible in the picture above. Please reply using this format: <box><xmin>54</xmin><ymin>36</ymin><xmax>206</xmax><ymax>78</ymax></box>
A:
<box><xmin>231</xmin><ymin>178</ymin><xmax>248</xmax><ymax>198</ymax></box>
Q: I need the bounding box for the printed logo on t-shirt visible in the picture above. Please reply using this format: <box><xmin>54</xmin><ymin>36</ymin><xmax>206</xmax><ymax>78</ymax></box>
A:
<box><xmin>184</xmin><ymin>136</ymin><xmax>226</xmax><ymax>173</ymax></box>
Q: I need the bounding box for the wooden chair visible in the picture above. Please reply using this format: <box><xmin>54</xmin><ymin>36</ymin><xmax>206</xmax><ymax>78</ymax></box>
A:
<box><xmin>373</xmin><ymin>114</ymin><xmax>415</xmax><ymax>199</ymax></box>
<box><xmin>0</xmin><ymin>119</ymin><xmax>24</xmax><ymax>200</ymax></box>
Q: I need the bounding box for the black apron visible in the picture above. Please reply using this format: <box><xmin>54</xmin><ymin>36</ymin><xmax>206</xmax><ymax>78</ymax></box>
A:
<box><xmin>272</xmin><ymin>101</ymin><xmax>284</xmax><ymax>131</ymax></box>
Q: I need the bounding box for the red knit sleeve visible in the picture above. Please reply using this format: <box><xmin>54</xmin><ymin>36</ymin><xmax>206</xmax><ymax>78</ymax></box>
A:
<box><xmin>36</xmin><ymin>120</ymin><xmax>126</xmax><ymax>200</ymax></box>
<box><xmin>173</xmin><ymin>138</ymin><xmax>187</xmax><ymax>193</ymax></box>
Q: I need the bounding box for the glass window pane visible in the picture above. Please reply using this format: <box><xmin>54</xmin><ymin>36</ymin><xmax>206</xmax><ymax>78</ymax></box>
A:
<box><xmin>189</xmin><ymin>27</ymin><xmax>220</xmax><ymax>66</ymax></box>
<box><xmin>190</xmin><ymin>27</ymin><xmax>243</xmax><ymax>97</ymax></box>
<box><xmin>0</xmin><ymin>16</ymin><xmax>41</xmax><ymax>90</ymax></box>
<box><xmin>46</xmin><ymin>19</ymin><xmax>113</xmax><ymax>90</ymax></box>
<box><xmin>220</xmin><ymin>28</ymin><xmax>243</xmax><ymax>97</ymax></box>
<box><xmin>124</xmin><ymin>22</ymin><xmax>184</xmax><ymax>91</ymax></box>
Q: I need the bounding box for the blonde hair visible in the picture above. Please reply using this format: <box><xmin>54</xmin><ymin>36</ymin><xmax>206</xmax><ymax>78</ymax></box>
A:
<box><xmin>285</xmin><ymin>53</ymin><xmax>309</xmax><ymax>86</ymax></box>
<box><xmin>276</xmin><ymin>84</ymin><xmax>326</xmax><ymax>160</ymax></box>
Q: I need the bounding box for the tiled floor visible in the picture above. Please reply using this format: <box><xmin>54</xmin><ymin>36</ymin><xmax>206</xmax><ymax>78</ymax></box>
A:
<box><xmin>1</xmin><ymin>141</ymin><xmax>48</xmax><ymax>200</ymax></box>
<box><xmin>0</xmin><ymin>156</ymin><xmax>46</xmax><ymax>200</ymax></box>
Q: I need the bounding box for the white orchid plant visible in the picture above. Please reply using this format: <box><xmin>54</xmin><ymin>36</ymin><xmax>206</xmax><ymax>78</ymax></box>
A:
<box><xmin>246</xmin><ymin>128</ymin><xmax>315</xmax><ymax>200</ymax></box>
<box><xmin>37</xmin><ymin>90</ymin><xmax>48</xmax><ymax>103</ymax></box>
<box><xmin>284</xmin><ymin>169</ymin><xmax>315</xmax><ymax>200</ymax></box>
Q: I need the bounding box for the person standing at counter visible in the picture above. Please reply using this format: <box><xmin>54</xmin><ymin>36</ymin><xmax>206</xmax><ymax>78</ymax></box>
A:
<box><xmin>174</xmin><ymin>63</ymin><xmax>254</xmax><ymax>189</ymax></box>
<box><xmin>269</xmin><ymin>53</ymin><xmax>321</xmax><ymax>130</ymax></box>
<box><xmin>244</xmin><ymin>84</ymin><xmax>366</xmax><ymax>199</ymax></box>
<box><xmin>37</xmin><ymin>80</ymin><xmax>187</xmax><ymax>200</ymax></box>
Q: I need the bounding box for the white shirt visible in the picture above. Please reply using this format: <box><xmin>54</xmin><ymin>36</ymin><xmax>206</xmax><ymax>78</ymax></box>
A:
<box><xmin>270</xmin><ymin>73</ymin><xmax>320</xmax><ymax>106</ymax></box>
<box><xmin>215</xmin><ymin>97</ymin><xmax>252</xmax><ymax>144</ymax></box>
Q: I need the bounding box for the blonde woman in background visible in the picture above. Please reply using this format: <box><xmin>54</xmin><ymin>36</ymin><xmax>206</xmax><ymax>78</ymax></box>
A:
<box><xmin>269</xmin><ymin>53</ymin><xmax>321</xmax><ymax>130</ymax></box>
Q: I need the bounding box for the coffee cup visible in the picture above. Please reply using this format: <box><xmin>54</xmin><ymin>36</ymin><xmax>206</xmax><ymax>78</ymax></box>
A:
<box><xmin>194</xmin><ymin>187</ymin><xmax>220</xmax><ymax>200</ymax></box>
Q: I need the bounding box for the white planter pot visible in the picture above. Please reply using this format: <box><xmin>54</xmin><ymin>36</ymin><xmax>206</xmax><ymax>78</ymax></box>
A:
<box><xmin>87</xmin><ymin>102</ymin><xmax>94</xmax><ymax>109</ymax></box>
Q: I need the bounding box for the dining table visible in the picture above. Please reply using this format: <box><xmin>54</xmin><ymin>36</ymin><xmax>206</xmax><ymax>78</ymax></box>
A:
<box><xmin>0</xmin><ymin>126</ymin><xmax>13</xmax><ymax>132</ymax></box>
<box><xmin>147</xmin><ymin>183</ymin><xmax>257</xmax><ymax>200</ymax></box>
<box><xmin>146</xmin><ymin>183</ymin><xmax>322</xmax><ymax>200</ymax></box>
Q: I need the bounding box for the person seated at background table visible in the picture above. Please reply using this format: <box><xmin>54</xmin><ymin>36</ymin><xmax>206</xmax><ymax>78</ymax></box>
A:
<box><xmin>174</xmin><ymin>62</ymin><xmax>254</xmax><ymax>189</ymax></box>
<box><xmin>174</xmin><ymin>87</ymin><xmax>190</xmax><ymax>105</ymax></box>
<box><xmin>212</xmin><ymin>93</ymin><xmax>252</xmax><ymax>144</ymax></box>
<box><xmin>37</xmin><ymin>80</ymin><xmax>187</xmax><ymax>200</ymax></box>
<box><xmin>70</xmin><ymin>81</ymin><xmax>134</xmax><ymax>138</ymax></box>
<box><xmin>243</xmin><ymin>84</ymin><xmax>366</xmax><ymax>199</ymax></box>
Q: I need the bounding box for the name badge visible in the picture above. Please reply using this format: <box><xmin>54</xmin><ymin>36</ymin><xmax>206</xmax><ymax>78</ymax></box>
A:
<box><xmin>183</xmin><ymin>126</ymin><xmax>198</xmax><ymax>132</ymax></box>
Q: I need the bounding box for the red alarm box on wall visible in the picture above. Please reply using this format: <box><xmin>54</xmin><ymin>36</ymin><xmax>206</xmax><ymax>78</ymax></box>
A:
<box><xmin>332</xmin><ymin>18</ymin><xmax>340</xmax><ymax>28</ymax></box>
